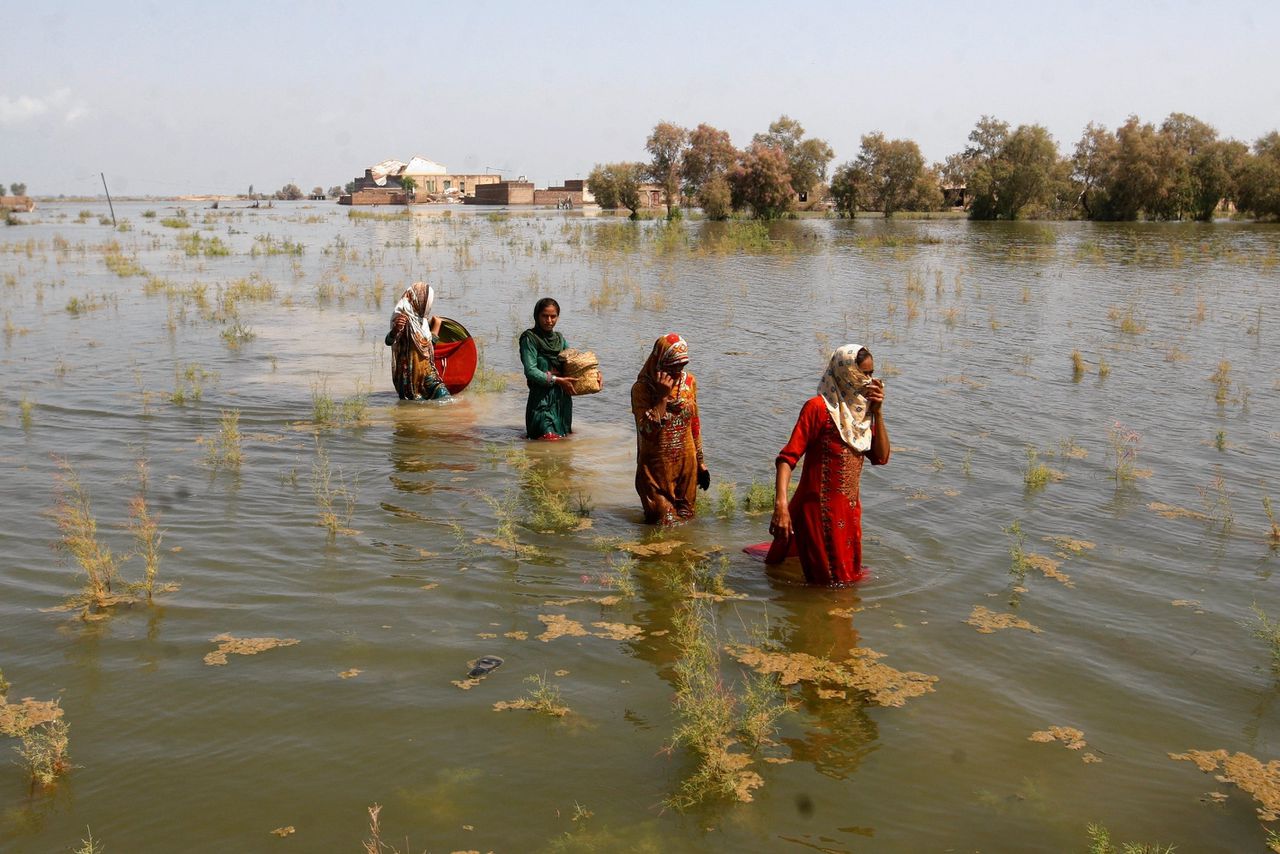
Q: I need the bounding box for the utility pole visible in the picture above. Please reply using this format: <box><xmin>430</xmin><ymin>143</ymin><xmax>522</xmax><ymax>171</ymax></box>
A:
<box><xmin>100</xmin><ymin>173</ymin><xmax>116</xmax><ymax>226</ymax></box>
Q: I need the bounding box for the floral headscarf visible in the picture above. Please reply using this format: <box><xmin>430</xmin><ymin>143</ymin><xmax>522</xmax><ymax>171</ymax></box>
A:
<box><xmin>637</xmin><ymin>333</ymin><xmax>689</xmax><ymax>386</ymax></box>
<box><xmin>817</xmin><ymin>344</ymin><xmax>873</xmax><ymax>452</ymax></box>
<box><xmin>391</xmin><ymin>282</ymin><xmax>434</xmax><ymax>357</ymax></box>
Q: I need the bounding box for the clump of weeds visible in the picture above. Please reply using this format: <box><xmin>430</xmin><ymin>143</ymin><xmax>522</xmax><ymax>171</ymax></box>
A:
<box><xmin>1108</xmin><ymin>422</ymin><xmax>1143</xmax><ymax>484</ymax></box>
<box><xmin>520</xmin><ymin>463</ymin><xmax>589</xmax><ymax>533</ymax></box>
<box><xmin>1245</xmin><ymin>603</ymin><xmax>1280</xmax><ymax>673</ymax></box>
<box><xmin>742</xmin><ymin>479</ymin><xmax>772</xmax><ymax>514</ymax></box>
<box><xmin>665</xmin><ymin>596</ymin><xmax>786</xmax><ymax>808</ymax></box>
<box><xmin>715</xmin><ymin>482</ymin><xmax>738</xmax><ymax>518</ymax></box>
<box><xmin>1085</xmin><ymin>823</ymin><xmax>1174</xmax><ymax>854</ymax></box>
<box><xmin>127</xmin><ymin>461</ymin><xmax>163</xmax><ymax>600</ymax></box>
<box><xmin>1196</xmin><ymin>473</ymin><xmax>1233</xmax><ymax>533</ymax></box>
<box><xmin>1023</xmin><ymin>447</ymin><xmax>1062</xmax><ymax>491</ymax></box>
<box><xmin>52</xmin><ymin>459</ymin><xmax>127</xmax><ymax>616</ymax></box>
<box><xmin>19</xmin><ymin>395</ymin><xmax>33</xmax><ymax>431</ymax></box>
<box><xmin>1003</xmin><ymin>520</ymin><xmax>1030</xmax><ymax>583</ymax></box>
<box><xmin>601</xmin><ymin>553</ymin><xmax>638</xmax><ymax>598</ymax></box>
<box><xmin>1071</xmin><ymin>350</ymin><xmax>1087</xmax><ymax>381</ymax></box>
<box><xmin>1209</xmin><ymin>359</ymin><xmax>1232</xmax><ymax>405</ymax></box>
<box><xmin>18</xmin><ymin>717</ymin><xmax>72</xmax><ymax>788</ymax></box>
<box><xmin>312</xmin><ymin>443</ymin><xmax>357</xmax><ymax>538</ymax></box>
<box><xmin>1264</xmin><ymin>496</ymin><xmax>1280</xmax><ymax>547</ymax></box>
<box><xmin>204</xmin><ymin>409</ymin><xmax>243</xmax><ymax>471</ymax></box>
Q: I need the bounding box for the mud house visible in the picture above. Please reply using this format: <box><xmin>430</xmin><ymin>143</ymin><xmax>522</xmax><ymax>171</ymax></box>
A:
<box><xmin>340</xmin><ymin>156</ymin><xmax>501</xmax><ymax>205</ymax></box>
<box><xmin>0</xmin><ymin>196</ymin><xmax>35</xmax><ymax>212</ymax></box>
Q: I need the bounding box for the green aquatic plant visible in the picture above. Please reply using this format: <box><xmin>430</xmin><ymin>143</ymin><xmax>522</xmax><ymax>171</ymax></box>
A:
<box><xmin>19</xmin><ymin>395</ymin><xmax>33</xmax><ymax>431</ymax></box>
<box><xmin>1085</xmin><ymin>823</ymin><xmax>1174</xmax><ymax>854</ymax></box>
<box><xmin>742</xmin><ymin>479</ymin><xmax>773</xmax><ymax>514</ymax></box>
<box><xmin>205</xmin><ymin>410</ymin><xmax>243</xmax><ymax>471</ymax></box>
<box><xmin>961</xmin><ymin>448</ymin><xmax>974</xmax><ymax>477</ymax></box>
<box><xmin>1209</xmin><ymin>359</ymin><xmax>1232</xmax><ymax>406</ymax></box>
<box><xmin>715</xmin><ymin>482</ymin><xmax>738</xmax><ymax>518</ymax></box>
<box><xmin>104</xmin><ymin>249</ymin><xmax>146</xmax><ymax>277</ymax></box>
<box><xmin>1071</xmin><ymin>349</ymin><xmax>1087</xmax><ymax>381</ymax></box>
<box><xmin>74</xmin><ymin>828</ymin><xmax>103</xmax><ymax>854</ymax></box>
<box><xmin>312</xmin><ymin>443</ymin><xmax>356</xmax><ymax>538</ymax></box>
<box><xmin>468</xmin><ymin>342</ymin><xmax>509</xmax><ymax>393</ymax></box>
<box><xmin>1003</xmin><ymin>520</ymin><xmax>1030</xmax><ymax>581</ymax></box>
<box><xmin>52</xmin><ymin>460</ymin><xmax>123</xmax><ymax>614</ymax></box>
<box><xmin>1108</xmin><ymin>422</ymin><xmax>1142</xmax><ymax>483</ymax></box>
<box><xmin>1098</xmin><ymin>356</ymin><xmax>1111</xmax><ymax>379</ymax></box>
<box><xmin>1264</xmin><ymin>496</ymin><xmax>1280</xmax><ymax>547</ymax></box>
<box><xmin>159</xmin><ymin>216</ymin><xmax>190</xmax><ymax>229</ymax></box>
<box><xmin>601</xmin><ymin>553</ymin><xmax>638</xmax><ymax>599</ymax></box>
<box><xmin>520</xmin><ymin>463</ymin><xmax>590</xmax><ymax>533</ymax></box>
<box><xmin>1214</xmin><ymin>430</ymin><xmax>1227</xmax><ymax>452</ymax></box>
<box><xmin>1247</xmin><ymin>603</ymin><xmax>1280</xmax><ymax>673</ymax></box>
<box><xmin>220</xmin><ymin>320</ymin><xmax>255</xmax><ymax>350</ymax></box>
<box><xmin>127</xmin><ymin>490</ymin><xmax>163</xmax><ymax>601</ymax></box>
<box><xmin>1023</xmin><ymin>447</ymin><xmax>1061</xmax><ymax>491</ymax></box>
<box><xmin>520</xmin><ymin>673</ymin><xmax>570</xmax><ymax>717</ymax></box>
<box><xmin>1196</xmin><ymin>474</ymin><xmax>1233</xmax><ymax>533</ymax></box>
<box><xmin>18</xmin><ymin>717</ymin><xmax>71</xmax><ymax>788</ymax></box>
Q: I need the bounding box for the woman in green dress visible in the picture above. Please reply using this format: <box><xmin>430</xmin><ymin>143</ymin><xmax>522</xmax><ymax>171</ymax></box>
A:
<box><xmin>519</xmin><ymin>298</ymin><xmax>577</xmax><ymax>439</ymax></box>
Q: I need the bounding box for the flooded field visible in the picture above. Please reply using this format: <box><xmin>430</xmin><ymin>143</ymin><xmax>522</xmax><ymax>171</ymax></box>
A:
<box><xmin>2</xmin><ymin>201</ymin><xmax>1278</xmax><ymax>852</ymax></box>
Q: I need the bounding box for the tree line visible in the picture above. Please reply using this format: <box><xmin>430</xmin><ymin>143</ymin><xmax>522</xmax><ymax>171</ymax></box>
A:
<box><xmin>3</xmin><ymin>182</ymin><xmax>29</xmax><ymax>196</ymax></box>
<box><xmin>590</xmin><ymin>113</ymin><xmax>1280</xmax><ymax>221</ymax></box>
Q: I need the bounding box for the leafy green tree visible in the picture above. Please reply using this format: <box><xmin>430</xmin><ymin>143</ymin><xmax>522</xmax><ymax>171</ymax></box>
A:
<box><xmin>400</xmin><ymin>176</ymin><xmax>417</xmax><ymax>200</ymax></box>
<box><xmin>588</xmin><ymin>162</ymin><xmax>644</xmax><ymax>217</ymax></box>
<box><xmin>327</xmin><ymin>185</ymin><xmax>343</xmax><ymax>198</ymax></box>
<box><xmin>1106</xmin><ymin>116</ymin><xmax>1163</xmax><ymax>221</ymax></box>
<box><xmin>274</xmin><ymin>183</ymin><xmax>303</xmax><ymax>201</ymax></box>
<box><xmin>842</xmin><ymin>132</ymin><xmax>936</xmax><ymax>217</ymax></box>
<box><xmin>344</xmin><ymin>180</ymin><xmax>358</xmax><ymax>195</ymax></box>
<box><xmin>10</xmin><ymin>182</ymin><xmax>26</xmax><ymax>196</ymax></box>
<box><xmin>1072</xmin><ymin>122</ymin><xmax>1118</xmax><ymax>220</ymax></box>
<box><xmin>961</xmin><ymin>117</ymin><xmax>1060</xmax><ymax>220</ymax></box>
<box><xmin>752</xmin><ymin>115</ymin><xmax>834</xmax><ymax>196</ymax></box>
<box><xmin>698</xmin><ymin>174</ymin><xmax>732</xmax><ymax>220</ymax></box>
<box><xmin>828</xmin><ymin>161</ymin><xmax>865</xmax><ymax>217</ymax></box>
<box><xmin>727</xmin><ymin>143</ymin><xmax>794</xmax><ymax>219</ymax></box>
<box><xmin>682</xmin><ymin>123</ymin><xmax>737</xmax><ymax>201</ymax></box>
<box><xmin>645</xmin><ymin>121</ymin><xmax>688</xmax><ymax>217</ymax></box>
<box><xmin>1236</xmin><ymin>132</ymin><xmax>1280</xmax><ymax>220</ymax></box>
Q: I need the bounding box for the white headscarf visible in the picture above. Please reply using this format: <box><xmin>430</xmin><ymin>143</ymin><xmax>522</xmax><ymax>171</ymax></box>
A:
<box><xmin>817</xmin><ymin>344</ymin><xmax>873</xmax><ymax>452</ymax></box>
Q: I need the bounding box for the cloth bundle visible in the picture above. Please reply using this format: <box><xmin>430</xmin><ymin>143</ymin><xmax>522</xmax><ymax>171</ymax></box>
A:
<box><xmin>559</xmin><ymin>348</ymin><xmax>603</xmax><ymax>396</ymax></box>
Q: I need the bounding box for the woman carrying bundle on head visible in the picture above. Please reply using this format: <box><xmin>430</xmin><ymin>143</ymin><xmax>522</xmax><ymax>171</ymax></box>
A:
<box><xmin>764</xmin><ymin>344</ymin><xmax>890</xmax><ymax>585</ymax></box>
<box><xmin>519</xmin><ymin>298</ymin><xmax>576</xmax><ymax>440</ymax></box>
<box><xmin>386</xmin><ymin>282</ymin><xmax>450</xmax><ymax>401</ymax></box>
<box><xmin>631</xmin><ymin>334</ymin><xmax>710</xmax><ymax>526</ymax></box>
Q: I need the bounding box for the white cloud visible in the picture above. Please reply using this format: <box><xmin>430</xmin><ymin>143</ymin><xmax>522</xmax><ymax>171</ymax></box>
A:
<box><xmin>0</xmin><ymin>88</ymin><xmax>88</xmax><ymax>126</ymax></box>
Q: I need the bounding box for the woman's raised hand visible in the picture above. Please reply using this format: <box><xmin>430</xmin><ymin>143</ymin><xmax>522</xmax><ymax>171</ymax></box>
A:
<box><xmin>655</xmin><ymin>372</ymin><xmax>677</xmax><ymax>394</ymax></box>
<box><xmin>864</xmin><ymin>379</ymin><xmax>885</xmax><ymax>413</ymax></box>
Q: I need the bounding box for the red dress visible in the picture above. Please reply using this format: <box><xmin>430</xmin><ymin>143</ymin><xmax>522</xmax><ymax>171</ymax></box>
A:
<box><xmin>765</xmin><ymin>397</ymin><xmax>887</xmax><ymax>585</ymax></box>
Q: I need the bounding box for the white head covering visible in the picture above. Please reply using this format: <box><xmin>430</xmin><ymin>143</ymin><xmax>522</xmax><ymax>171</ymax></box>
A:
<box><xmin>817</xmin><ymin>344</ymin><xmax>873</xmax><ymax>452</ymax></box>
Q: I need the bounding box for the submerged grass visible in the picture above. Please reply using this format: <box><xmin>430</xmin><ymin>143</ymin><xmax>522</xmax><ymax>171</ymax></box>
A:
<box><xmin>52</xmin><ymin>459</ymin><xmax>124</xmax><ymax>615</ymax></box>
<box><xmin>312</xmin><ymin>443</ymin><xmax>357</xmax><ymax>538</ymax></box>
<box><xmin>204</xmin><ymin>409</ymin><xmax>243</xmax><ymax>471</ymax></box>
<box><xmin>1247</xmin><ymin>603</ymin><xmax>1280</xmax><ymax>673</ymax></box>
<box><xmin>1085</xmin><ymin>823</ymin><xmax>1174</xmax><ymax>854</ymax></box>
<box><xmin>17</xmin><ymin>717</ymin><xmax>72</xmax><ymax>788</ymax></box>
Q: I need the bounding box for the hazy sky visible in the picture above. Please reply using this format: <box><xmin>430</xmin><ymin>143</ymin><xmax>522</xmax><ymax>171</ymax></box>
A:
<box><xmin>3</xmin><ymin>1</ymin><xmax>1278</xmax><ymax>197</ymax></box>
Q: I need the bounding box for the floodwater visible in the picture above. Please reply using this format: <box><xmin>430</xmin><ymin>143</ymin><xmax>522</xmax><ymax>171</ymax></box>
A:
<box><xmin>1</xmin><ymin>202</ymin><xmax>1278</xmax><ymax>852</ymax></box>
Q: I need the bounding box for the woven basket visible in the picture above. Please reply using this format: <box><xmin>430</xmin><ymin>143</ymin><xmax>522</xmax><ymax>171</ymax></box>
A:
<box><xmin>560</xmin><ymin>348</ymin><xmax>603</xmax><ymax>396</ymax></box>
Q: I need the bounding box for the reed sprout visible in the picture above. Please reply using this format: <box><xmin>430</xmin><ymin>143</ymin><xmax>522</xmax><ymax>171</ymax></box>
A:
<box><xmin>53</xmin><ymin>460</ymin><xmax>123</xmax><ymax>613</ymax></box>
<box><xmin>1263</xmin><ymin>496</ymin><xmax>1280</xmax><ymax>547</ymax></box>
<box><xmin>312</xmin><ymin>443</ymin><xmax>357</xmax><ymax>538</ymax></box>
<box><xmin>1247</xmin><ymin>603</ymin><xmax>1280</xmax><ymax>673</ymax></box>
<box><xmin>127</xmin><ymin>492</ymin><xmax>162</xmax><ymax>601</ymax></box>
<box><xmin>205</xmin><ymin>409</ymin><xmax>243</xmax><ymax>471</ymax></box>
<box><xmin>1108</xmin><ymin>422</ymin><xmax>1142</xmax><ymax>483</ymax></box>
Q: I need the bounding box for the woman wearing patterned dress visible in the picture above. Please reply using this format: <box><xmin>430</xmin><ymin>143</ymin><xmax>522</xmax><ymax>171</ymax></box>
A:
<box><xmin>631</xmin><ymin>334</ymin><xmax>711</xmax><ymax>525</ymax></box>
<box><xmin>386</xmin><ymin>282</ymin><xmax>449</xmax><ymax>401</ymax></box>
<box><xmin>766</xmin><ymin>345</ymin><xmax>890</xmax><ymax>584</ymax></box>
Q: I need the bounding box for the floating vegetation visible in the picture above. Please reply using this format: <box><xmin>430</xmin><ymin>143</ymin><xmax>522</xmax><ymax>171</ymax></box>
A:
<box><xmin>250</xmin><ymin>234</ymin><xmax>305</xmax><ymax>256</ymax></box>
<box><xmin>1147</xmin><ymin>502</ymin><xmax>1210</xmax><ymax>521</ymax></box>
<box><xmin>1029</xmin><ymin>726</ymin><xmax>1099</xmax><ymax>762</ymax></box>
<box><xmin>536</xmin><ymin>614</ymin><xmax>642</xmax><ymax>643</ymax></box>
<box><xmin>203</xmin><ymin>633</ymin><xmax>299</xmax><ymax>666</ymax></box>
<box><xmin>1264</xmin><ymin>496</ymin><xmax>1280</xmax><ymax>547</ymax></box>
<box><xmin>159</xmin><ymin>216</ymin><xmax>190</xmax><ymax>229</ymax></box>
<box><xmin>493</xmin><ymin>674</ymin><xmax>570</xmax><ymax>717</ymax></box>
<box><xmin>726</xmin><ymin>641</ymin><xmax>936</xmax><ymax>708</ymax></box>
<box><xmin>1043</xmin><ymin>535</ymin><xmax>1095</xmax><ymax>557</ymax></box>
<box><xmin>966</xmin><ymin>605</ymin><xmax>1041</xmax><ymax>634</ymax></box>
<box><xmin>348</xmin><ymin>209</ymin><xmax>410</xmax><ymax>221</ymax></box>
<box><xmin>1025</xmin><ymin>553</ymin><xmax>1073</xmax><ymax>587</ymax></box>
<box><xmin>1108</xmin><ymin>304</ymin><xmax>1147</xmax><ymax>334</ymax></box>
<box><xmin>104</xmin><ymin>248</ymin><xmax>146</xmax><ymax>277</ymax></box>
<box><xmin>1170</xmin><ymin>749</ymin><xmax>1280</xmax><ymax>822</ymax></box>
<box><xmin>617</xmin><ymin>539</ymin><xmax>685</xmax><ymax>557</ymax></box>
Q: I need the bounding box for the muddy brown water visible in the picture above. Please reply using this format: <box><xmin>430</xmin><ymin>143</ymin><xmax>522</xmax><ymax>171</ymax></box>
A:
<box><xmin>1</xmin><ymin>202</ymin><xmax>1278</xmax><ymax>851</ymax></box>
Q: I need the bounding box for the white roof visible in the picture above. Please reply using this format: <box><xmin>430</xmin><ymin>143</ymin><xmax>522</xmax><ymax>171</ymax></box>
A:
<box><xmin>403</xmin><ymin>156</ymin><xmax>447</xmax><ymax>175</ymax></box>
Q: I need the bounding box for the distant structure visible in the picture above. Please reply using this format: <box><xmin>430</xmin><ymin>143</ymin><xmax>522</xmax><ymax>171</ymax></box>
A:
<box><xmin>339</xmin><ymin>156</ymin><xmax>501</xmax><ymax>205</ymax></box>
<box><xmin>467</xmin><ymin>178</ymin><xmax>597</xmax><ymax>208</ymax></box>
<box><xmin>0</xmin><ymin>196</ymin><xmax>35</xmax><ymax>212</ymax></box>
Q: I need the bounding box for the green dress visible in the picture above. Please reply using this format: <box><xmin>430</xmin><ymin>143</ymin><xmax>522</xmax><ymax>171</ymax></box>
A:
<box><xmin>520</xmin><ymin>328</ymin><xmax>572</xmax><ymax>438</ymax></box>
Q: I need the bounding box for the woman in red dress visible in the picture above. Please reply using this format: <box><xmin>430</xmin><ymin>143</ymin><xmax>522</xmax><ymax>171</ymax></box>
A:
<box><xmin>765</xmin><ymin>345</ymin><xmax>890</xmax><ymax>585</ymax></box>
